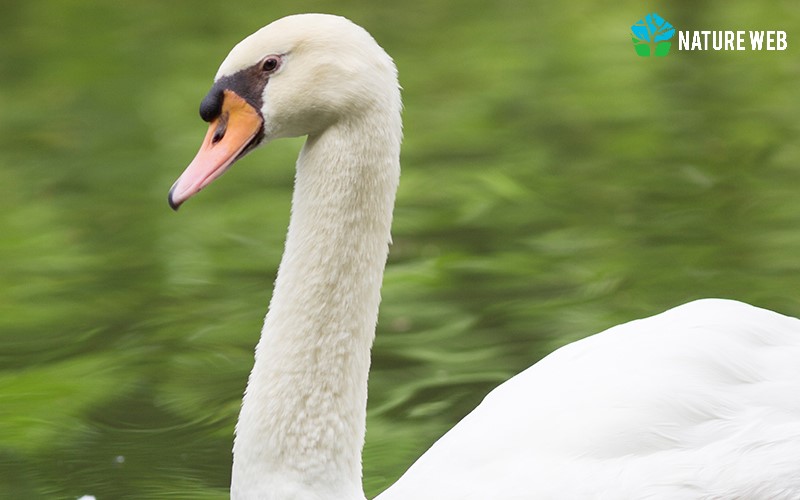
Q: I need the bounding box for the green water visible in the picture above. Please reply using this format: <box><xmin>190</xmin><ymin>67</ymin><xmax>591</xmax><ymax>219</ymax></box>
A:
<box><xmin>1</xmin><ymin>1</ymin><xmax>799</xmax><ymax>498</ymax></box>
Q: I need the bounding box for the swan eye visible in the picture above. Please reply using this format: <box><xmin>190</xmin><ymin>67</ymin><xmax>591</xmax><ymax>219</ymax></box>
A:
<box><xmin>262</xmin><ymin>56</ymin><xmax>280</xmax><ymax>73</ymax></box>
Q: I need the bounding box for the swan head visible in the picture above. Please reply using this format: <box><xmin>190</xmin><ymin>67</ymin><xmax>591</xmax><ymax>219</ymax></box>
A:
<box><xmin>168</xmin><ymin>13</ymin><xmax>399</xmax><ymax>209</ymax></box>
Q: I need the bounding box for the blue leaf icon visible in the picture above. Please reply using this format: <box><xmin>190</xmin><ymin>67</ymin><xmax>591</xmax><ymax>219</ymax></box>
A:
<box><xmin>631</xmin><ymin>13</ymin><xmax>675</xmax><ymax>43</ymax></box>
<box><xmin>631</xmin><ymin>22</ymin><xmax>651</xmax><ymax>42</ymax></box>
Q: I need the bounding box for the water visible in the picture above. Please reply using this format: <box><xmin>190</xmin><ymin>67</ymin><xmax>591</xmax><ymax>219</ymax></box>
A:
<box><xmin>1</xmin><ymin>1</ymin><xmax>799</xmax><ymax>498</ymax></box>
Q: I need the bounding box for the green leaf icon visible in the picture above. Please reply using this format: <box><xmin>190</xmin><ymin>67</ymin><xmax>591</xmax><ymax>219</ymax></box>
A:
<box><xmin>632</xmin><ymin>36</ymin><xmax>652</xmax><ymax>57</ymax></box>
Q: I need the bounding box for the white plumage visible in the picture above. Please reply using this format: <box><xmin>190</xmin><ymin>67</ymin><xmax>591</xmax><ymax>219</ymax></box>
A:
<box><xmin>380</xmin><ymin>299</ymin><xmax>800</xmax><ymax>499</ymax></box>
<box><xmin>169</xmin><ymin>13</ymin><xmax>800</xmax><ymax>500</ymax></box>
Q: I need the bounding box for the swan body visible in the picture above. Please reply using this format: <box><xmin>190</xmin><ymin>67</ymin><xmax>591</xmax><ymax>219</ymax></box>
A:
<box><xmin>379</xmin><ymin>298</ymin><xmax>800</xmax><ymax>499</ymax></box>
<box><xmin>168</xmin><ymin>14</ymin><xmax>800</xmax><ymax>500</ymax></box>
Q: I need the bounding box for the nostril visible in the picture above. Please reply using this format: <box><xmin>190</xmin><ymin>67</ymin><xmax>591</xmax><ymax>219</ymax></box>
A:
<box><xmin>211</xmin><ymin>114</ymin><xmax>228</xmax><ymax>144</ymax></box>
<box><xmin>212</xmin><ymin>126</ymin><xmax>226</xmax><ymax>144</ymax></box>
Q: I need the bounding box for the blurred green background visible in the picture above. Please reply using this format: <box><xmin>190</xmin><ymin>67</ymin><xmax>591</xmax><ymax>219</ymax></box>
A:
<box><xmin>1</xmin><ymin>1</ymin><xmax>798</xmax><ymax>498</ymax></box>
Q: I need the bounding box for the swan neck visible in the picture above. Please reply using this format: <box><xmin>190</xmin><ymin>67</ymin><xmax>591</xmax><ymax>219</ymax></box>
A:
<box><xmin>232</xmin><ymin>110</ymin><xmax>400</xmax><ymax>500</ymax></box>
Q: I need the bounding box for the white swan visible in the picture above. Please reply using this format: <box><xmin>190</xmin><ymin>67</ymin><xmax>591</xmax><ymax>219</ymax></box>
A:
<box><xmin>168</xmin><ymin>14</ymin><xmax>800</xmax><ymax>500</ymax></box>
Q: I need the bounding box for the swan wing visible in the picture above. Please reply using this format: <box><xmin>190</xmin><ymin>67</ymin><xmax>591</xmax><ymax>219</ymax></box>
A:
<box><xmin>377</xmin><ymin>299</ymin><xmax>800</xmax><ymax>499</ymax></box>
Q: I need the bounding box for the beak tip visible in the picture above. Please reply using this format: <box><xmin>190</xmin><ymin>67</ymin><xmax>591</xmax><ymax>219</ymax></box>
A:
<box><xmin>168</xmin><ymin>184</ymin><xmax>182</xmax><ymax>211</ymax></box>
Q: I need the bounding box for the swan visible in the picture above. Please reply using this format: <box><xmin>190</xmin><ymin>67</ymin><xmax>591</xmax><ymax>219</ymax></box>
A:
<box><xmin>168</xmin><ymin>13</ymin><xmax>800</xmax><ymax>500</ymax></box>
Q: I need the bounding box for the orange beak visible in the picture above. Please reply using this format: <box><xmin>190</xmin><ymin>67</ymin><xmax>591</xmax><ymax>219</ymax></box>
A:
<box><xmin>169</xmin><ymin>90</ymin><xmax>263</xmax><ymax>210</ymax></box>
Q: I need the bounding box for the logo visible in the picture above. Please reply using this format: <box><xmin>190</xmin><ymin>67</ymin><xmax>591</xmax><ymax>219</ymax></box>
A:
<box><xmin>631</xmin><ymin>13</ymin><xmax>676</xmax><ymax>57</ymax></box>
<box><xmin>631</xmin><ymin>12</ymin><xmax>789</xmax><ymax>55</ymax></box>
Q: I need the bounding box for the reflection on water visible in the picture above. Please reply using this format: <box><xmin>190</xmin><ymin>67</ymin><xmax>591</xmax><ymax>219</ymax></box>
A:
<box><xmin>1</xmin><ymin>1</ymin><xmax>799</xmax><ymax>498</ymax></box>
